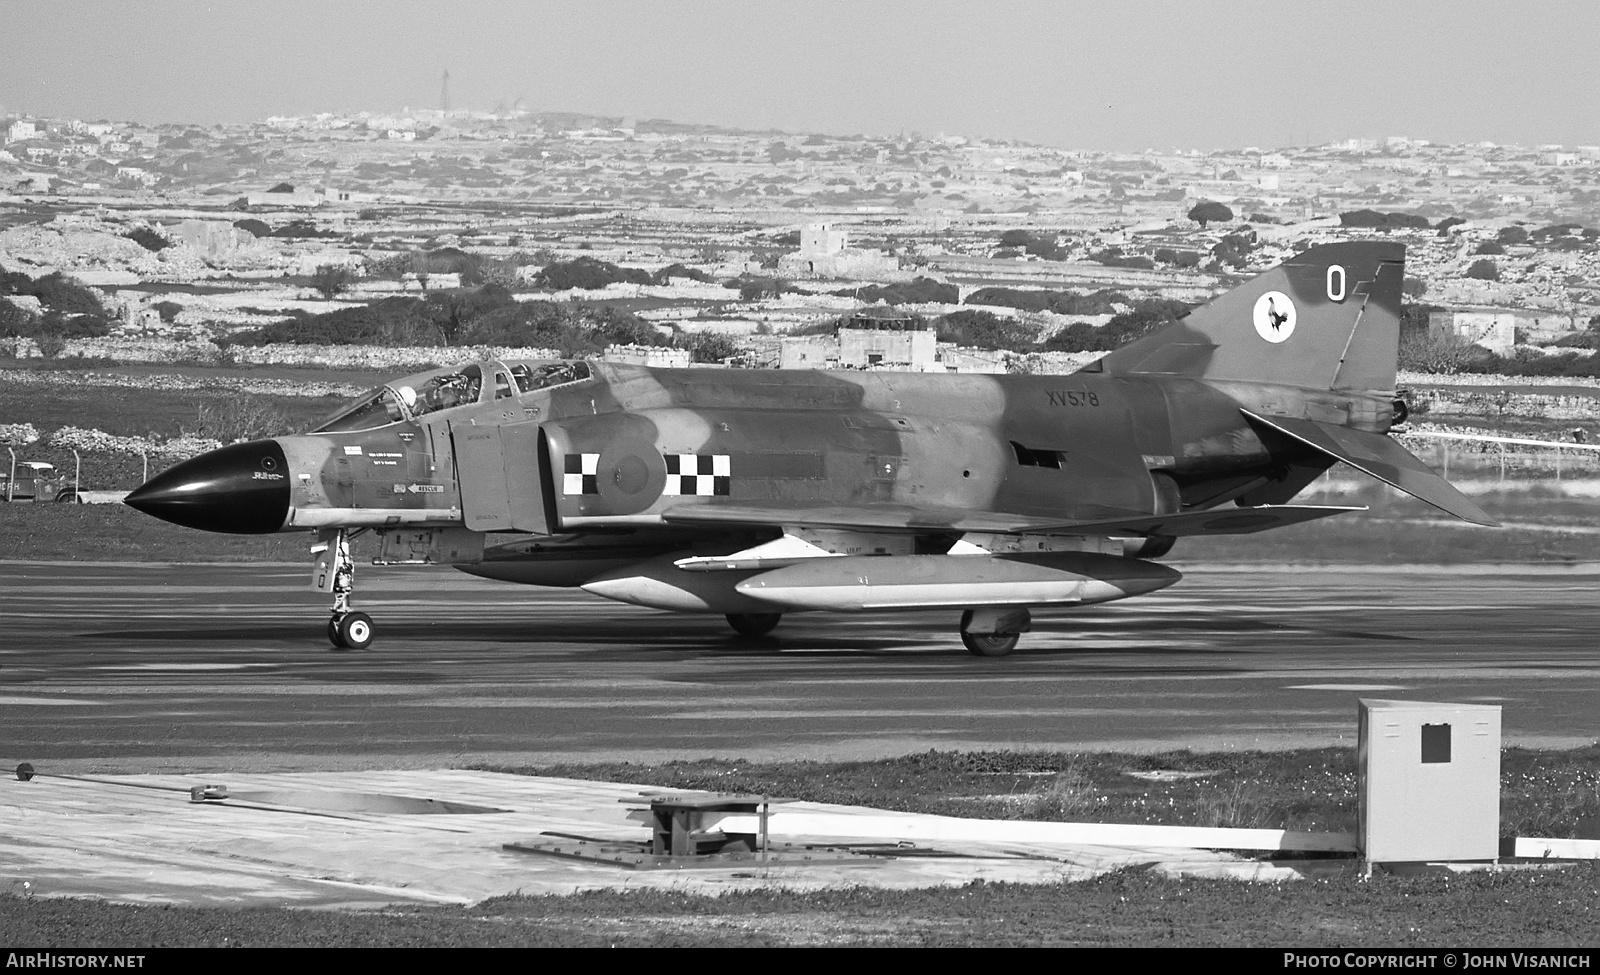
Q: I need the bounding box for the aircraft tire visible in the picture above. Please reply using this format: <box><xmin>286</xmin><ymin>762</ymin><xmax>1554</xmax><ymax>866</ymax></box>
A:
<box><xmin>327</xmin><ymin>616</ymin><xmax>347</xmax><ymax>649</ymax></box>
<box><xmin>726</xmin><ymin>613</ymin><xmax>782</xmax><ymax>638</ymax></box>
<box><xmin>337</xmin><ymin>612</ymin><xmax>375</xmax><ymax>650</ymax></box>
<box><xmin>961</xmin><ymin>631</ymin><xmax>1019</xmax><ymax>657</ymax></box>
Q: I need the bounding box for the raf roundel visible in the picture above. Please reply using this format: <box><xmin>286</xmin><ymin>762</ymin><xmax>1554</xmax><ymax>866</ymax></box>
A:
<box><xmin>1252</xmin><ymin>291</ymin><xmax>1297</xmax><ymax>344</ymax></box>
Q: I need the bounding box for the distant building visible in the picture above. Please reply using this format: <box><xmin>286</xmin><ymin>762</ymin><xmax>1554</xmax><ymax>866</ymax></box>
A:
<box><xmin>800</xmin><ymin>222</ymin><xmax>848</xmax><ymax>257</ymax></box>
<box><xmin>603</xmin><ymin>344</ymin><xmax>691</xmax><ymax>368</ymax></box>
<box><xmin>838</xmin><ymin>306</ymin><xmax>936</xmax><ymax>368</ymax></box>
<box><xmin>4</xmin><ymin>120</ymin><xmax>38</xmax><ymax>143</ymax></box>
<box><xmin>782</xmin><ymin>222</ymin><xmax>898</xmax><ymax>278</ymax></box>
<box><xmin>1429</xmin><ymin>309</ymin><xmax>1517</xmax><ymax>354</ymax></box>
<box><xmin>780</xmin><ymin>306</ymin><xmax>938</xmax><ymax>370</ymax></box>
<box><xmin>173</xmin><ymin>220</ymin><xmax>250</xmax><ymax>258</ymax></box>
<box><xmin>778</xmin><ymin>334</ymin><xmax>840</xmax><ymax>370</ymax></box>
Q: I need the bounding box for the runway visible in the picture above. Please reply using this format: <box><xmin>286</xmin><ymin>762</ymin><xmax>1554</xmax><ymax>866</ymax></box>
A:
<box><xmin>3</xmin><ymin>560</ymin><xmax>1599</xmax><ymax>771</ymax></box>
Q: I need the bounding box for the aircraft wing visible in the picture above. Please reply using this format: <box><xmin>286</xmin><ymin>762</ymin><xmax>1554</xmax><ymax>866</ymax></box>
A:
<box><xmin>1027</xmin><ymin>504</ymin><xmax>1364</xmax><ymax>537</ymax></box>
<box><xmin>1244</xmin><ymin>411</ymin><xmax>1499</xmax><ymax>527</ymax></box>
<box><xmin>660</xmin><ymin>502</ymin><xmax>1067</xmax><ymax>534</ymax></box>
<box><xmin>660</xmin><ymin>500</ymin><xmax>1363</xmax><ymax>537</ymax></box>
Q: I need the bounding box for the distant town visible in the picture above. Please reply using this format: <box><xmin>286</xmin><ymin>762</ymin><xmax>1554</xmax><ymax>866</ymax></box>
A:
<box><xmin>2</xmin><ymin>107</ymin><xmax>1598</xmax><ymax>376</ymax></box>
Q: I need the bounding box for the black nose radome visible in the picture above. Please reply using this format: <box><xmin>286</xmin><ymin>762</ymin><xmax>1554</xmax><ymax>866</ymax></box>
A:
<box><xmin>124</xmin><ymin>439</ymin><xmax>291</xmax><ymax>534</ymax></box>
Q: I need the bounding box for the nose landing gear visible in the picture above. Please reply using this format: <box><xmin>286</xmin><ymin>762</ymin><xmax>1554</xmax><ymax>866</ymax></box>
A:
<box><xmin>314</xmin><ymin>528</ymin><xmax>374</xmax><ymax>650</ymax></box>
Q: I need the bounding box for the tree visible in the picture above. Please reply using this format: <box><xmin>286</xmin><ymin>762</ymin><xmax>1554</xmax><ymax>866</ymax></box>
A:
<box><xmin>408</xmin><ymin>251</ymin><xmax>431</xmax><ymax>291</ymax></box>
<box><xmin>0</xmin><ymin>297</ymin><xmax>36</xmax><ymax>337</ymax></box>
<box><xmin>677</xmin><ymin>332</ymin><xmax>741</xmax><ymax>364</ymax></box>
<box><xmin>1187</xmin><ymin>200</ymin><xmax>1233</xmax><ymax>228</ymax></box>
<box><xmin>310</xmin><ymin>264</ymin><xmax>357</xmax><ymax>299</ymax></box>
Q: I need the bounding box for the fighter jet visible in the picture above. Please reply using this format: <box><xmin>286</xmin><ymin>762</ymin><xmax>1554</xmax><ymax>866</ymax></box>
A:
<box><xmin>125</xmin><ymin>241</ymin><xmax>1494</xmax><ymax>654</ymax></box>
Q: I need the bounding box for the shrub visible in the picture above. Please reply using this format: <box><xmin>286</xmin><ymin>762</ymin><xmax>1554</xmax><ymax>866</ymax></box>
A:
<box><xmin>1042</xmin><ymin>299</ymin><xmax>1191</xmax><ymax>353</ymax></box>
<box><xmin>965</xmin><ymin>287</ymin><xmax>1125</xmax><ymax>316</ymax></box>
<box><xmin>1497</xmin><ymin>225</ymin><xmax>1529</xmax><ymax>245</ymax></box>
<box><xmin>1339</xmin><ymin>209</ymin><xmax>1430</xmax><ymax>231</ymax></box>
<box><xmin>0</xmin><ymin>297</ymin><xmax>37</xmax><ymax>337</ymax></box>
<box><xmin>188</xmin><ymin>397</ymin><xmax>293</xmax><ymax>442</ymax></box>
<box><xmin>310</xmin><ymin>264</ymin><xmax>358</xmax><ymax>299</ymax></box>
<box><xmin>676</xmin><ymin>332</ymin><xmax>741</xmax><ymax>364</ymax></box>
<box><xmin>652</xmin><ymin>263</ymin><xmax>713</xmax><ymax>285</ymax></box>
<box><xmin>840</xmin><ymin>277</ymin><xmax>958</xmax><ymax>305</ymax></box>
<box><xmin>238</xmin><ymin>296</ymin><xmax>439</xmax><ymax>346</ymax></box>
<box><xmin>533</xmin><ymin>256</ymin><xmax>651</xmax><ymax>291</ymax></box>
<box><xmin>1466</xmin><ymin>259</ymin><xmax>1499</xmax><ymax>281</ymax></box>
<box><xmin>152</xmin><ymin>301</ymin><xmax>183</xmax><ymax>323</ymax></box>
<box><xmin>3</xmin><ymin>271</ymin><xmax>105</xmax><ymax>318</ymax></box>
<box><xmin>272</xmin><ymin>220</ymin><xmax>336</xmax><ymax>238</ymax></box>
<box><xmin>460</xmin><ymin>256</ymin><xmax>522</xmax><ymax>289</ymax></box>
<box><xmin>122</xmin><ymin>226</ymin><xmax>170</xmax><ymax>252</ymax></box>
<box><xmin>1187</xmin><ymin>200</ymin><xmax>1233</xmax><ymax>228</ymax></box>
<box><xmin>935</xmin><ymin>309</ymin><xmax>1039</xmax><ymax>351</ymax></box>
<box><xmin>1474</xmin><ymin>241</ymin><xmax>1505</xmax><ymax>255</ymax></box>
<box><xmin>232</xmin><ymin>219</ymin><xmax>271</xmax><ymax>238</ymax></box>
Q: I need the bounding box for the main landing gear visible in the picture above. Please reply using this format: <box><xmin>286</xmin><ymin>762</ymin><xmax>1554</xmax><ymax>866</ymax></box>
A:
<box><xmin>314</xmin><ymin>528</ymin><xmax>374</xmax><ymax>650</ymax></box>
<box><xmin>726</xmin><ymin>612</ymin><xmax>782</xmax><ymax>638</ymax></box>
<box><xmin>960</xmin><ymin>607</ymin><xmax>1031</xmax><ymax>657</ymax></box>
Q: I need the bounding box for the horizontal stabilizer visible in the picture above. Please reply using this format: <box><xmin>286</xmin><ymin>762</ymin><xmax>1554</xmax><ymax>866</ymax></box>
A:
<box><xmin>1244</xmin><ymin>411</ymin><xmax>1499</xmax><ymax>527</ymax></box>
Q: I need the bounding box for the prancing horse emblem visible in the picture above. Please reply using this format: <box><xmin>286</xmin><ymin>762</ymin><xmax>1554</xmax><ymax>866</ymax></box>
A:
<box><xmin>1252</xmin><ymin>291</ymin><xmax>1296</xmax><ymax>343</ymax></box>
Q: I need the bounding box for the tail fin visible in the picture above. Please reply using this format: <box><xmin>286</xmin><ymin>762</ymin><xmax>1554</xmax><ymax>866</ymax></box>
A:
<box><xmin>1092</xmin><ymin>241</ymin><xmax>1405</xmax><ymax>393</ymax></box>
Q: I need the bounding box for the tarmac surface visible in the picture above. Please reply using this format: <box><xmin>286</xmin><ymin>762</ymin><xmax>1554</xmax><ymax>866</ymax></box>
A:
<box><xmin>3</xmin><ymin>559</ymin><xmax>1597</xmax><ymax>909</ymax></box>
<box><xmin>4</xmin><ymin>560</ymin><xmax>1599</xmax><ymax>770</ymax></box>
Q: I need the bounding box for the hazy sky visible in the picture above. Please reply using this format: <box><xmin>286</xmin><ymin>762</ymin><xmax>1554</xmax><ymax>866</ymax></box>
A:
<box><xmin>3</xmin><ymin>0</ymin><xmax>1596</xmax><ymax>150</ymax></box>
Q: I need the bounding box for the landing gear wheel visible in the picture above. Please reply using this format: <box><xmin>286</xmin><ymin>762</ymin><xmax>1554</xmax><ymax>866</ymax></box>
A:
<box><xmin>726</xmin><ymin>613</ymin><xmax>782</xmax><ymax>637</ymax></box>
<box><xmin>336</xmin><ymin>612</ymin><xmax>375</xmax><ymax>651</ymax></box>
<box><xmin>327</xmin><ymin>616</ymin><xmax>346</xmax><ymax>649</ymax></box>
<box><xmin>961</xmin><ymin>631</ymin><xmax>1020</xmax><ymax>657</ymax></box>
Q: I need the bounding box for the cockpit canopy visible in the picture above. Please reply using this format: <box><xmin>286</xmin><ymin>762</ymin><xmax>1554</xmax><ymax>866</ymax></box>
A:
<box><xmin>312</xmin><ymin>359</ymin><xmax>593</xmax><ymax>433</ymax></box>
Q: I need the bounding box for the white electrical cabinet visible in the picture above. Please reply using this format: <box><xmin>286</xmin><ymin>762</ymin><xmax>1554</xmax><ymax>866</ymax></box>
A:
<box><xmin>1358</xmin><ymin>699</ymin><xmax>1502</xmax><ymax>864</ymax></box>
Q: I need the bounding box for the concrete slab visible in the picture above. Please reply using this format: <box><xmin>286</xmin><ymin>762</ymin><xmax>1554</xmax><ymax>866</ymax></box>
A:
<box><xmin>0</xmin><ymin>769</ymin><xmax>1329</xmax><ymax>909</ymax></box>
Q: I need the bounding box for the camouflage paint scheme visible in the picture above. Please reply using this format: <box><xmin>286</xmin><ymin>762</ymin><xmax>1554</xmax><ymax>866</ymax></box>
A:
<box><xmin>125</xmin><ymin>242</ymin><xmax>1494</xmax><ymax>652</ymax></box>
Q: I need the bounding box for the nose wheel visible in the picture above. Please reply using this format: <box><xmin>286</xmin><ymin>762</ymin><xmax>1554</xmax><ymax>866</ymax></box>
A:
<box><xmin>315</xmin><ymin>528</ymin><xmax>376</xmax><ymax>650</ymax></box>
<box><xmin>329</xmin><ymin>611</ymin><xmax>375</xmax><ymax>650</ymax></box>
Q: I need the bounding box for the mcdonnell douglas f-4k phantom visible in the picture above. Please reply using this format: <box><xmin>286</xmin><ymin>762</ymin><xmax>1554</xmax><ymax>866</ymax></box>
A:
<box><xmin>125</xmin><ymin>241</ymin><xmax>1495</xmax><ymax>654</ymax></box>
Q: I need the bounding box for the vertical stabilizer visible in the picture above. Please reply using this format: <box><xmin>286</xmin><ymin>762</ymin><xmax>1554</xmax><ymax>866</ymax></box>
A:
<box><xmin>1093</xmin><ymin>241</ymin><xmax>1405</xmax><ymax>393</ymax></box>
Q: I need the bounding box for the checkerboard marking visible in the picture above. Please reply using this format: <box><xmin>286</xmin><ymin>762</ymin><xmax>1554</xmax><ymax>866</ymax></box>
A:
<box><xmin>563</xmin><ymin>453</ymin><xmax>599</xmax><ymax>495</ymax></box>
<box><xmin>663</xmin><ymin>453</ymin><xmax>730</xmax><ymax>496</ymax></box>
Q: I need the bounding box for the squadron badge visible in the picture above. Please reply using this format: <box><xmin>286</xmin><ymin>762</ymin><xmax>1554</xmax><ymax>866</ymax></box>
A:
<box><xmin>1252</xmin><ymin>291</ymin><xmax>1296</xmax><ymax>344</ymax></box>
